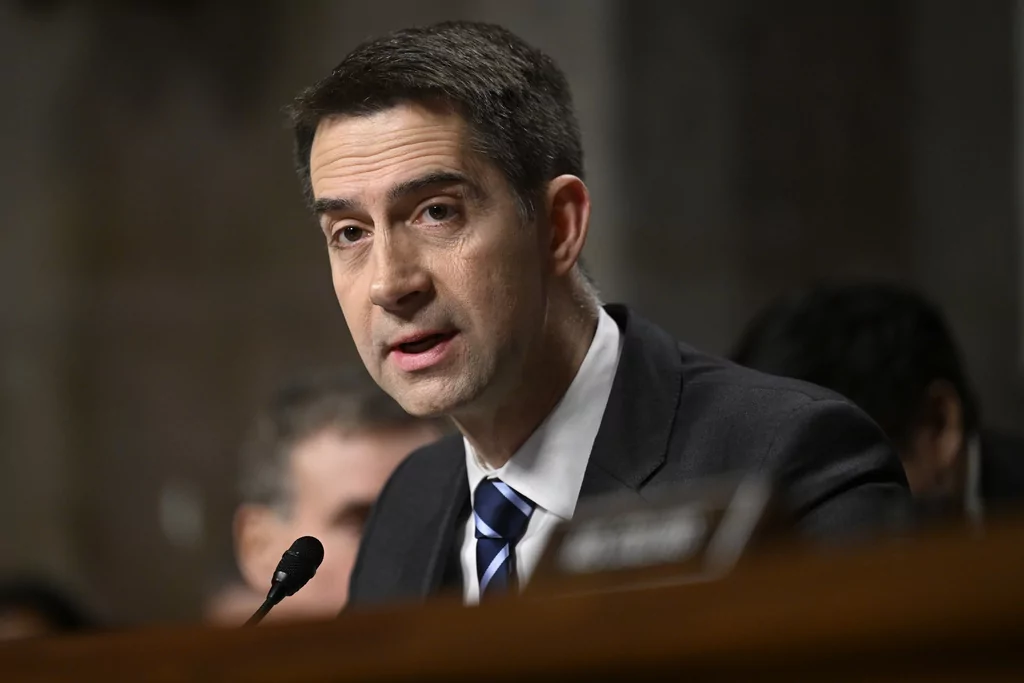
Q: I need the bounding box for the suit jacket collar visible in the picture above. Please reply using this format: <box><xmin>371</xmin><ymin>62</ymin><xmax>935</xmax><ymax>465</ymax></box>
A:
<box><xmin>579</xmin><ymin>304</ymin><xmax>683</xmax><ymax>498</ymax></box>
<box><xmin>420</xmin><ymin>304</ymin><xmax>683</xmax><ymax>594</ymax></box>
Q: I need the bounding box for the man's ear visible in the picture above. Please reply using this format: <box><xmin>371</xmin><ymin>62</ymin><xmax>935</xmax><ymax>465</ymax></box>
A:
<box><xmin>233</xmin><ymin>504</ymin><xmax>284</xmax><ymax>595</ymax></box>
<box><xmin>920</xmin><ymin>380</ymin><xmax>966</xmax><ymax>476</ymax></box>
<box><xmin>543</xmin><ymin>175</ymin><xmax>591</xmax><ymax>278</ymax></box>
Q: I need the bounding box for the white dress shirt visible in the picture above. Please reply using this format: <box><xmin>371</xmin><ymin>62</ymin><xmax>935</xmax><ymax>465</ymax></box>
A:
<box><xmin>460</xmin><ymin>308</ymin><xmax>623</xmax><ymax>604</ymax></box>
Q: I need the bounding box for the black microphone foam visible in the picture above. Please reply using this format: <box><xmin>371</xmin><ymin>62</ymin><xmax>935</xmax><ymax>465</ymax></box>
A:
<box><xmin>267</xmin><ymin>536</ymin><xmax>324</xmax><ymax>603</ymax></box>
<box><xmin>245</xmin><ymin>536</ymin><xmax>325</xmax><ymax>626</ymax></box>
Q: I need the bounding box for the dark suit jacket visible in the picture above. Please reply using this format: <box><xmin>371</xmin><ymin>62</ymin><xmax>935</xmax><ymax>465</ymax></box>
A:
<box><xmin>348</xmin><ymin>305</ymin><xmax>914</xmax><ymax>607</ymax></box>
<box><xmin>981</xmin><ymin>431</ymin><xmax>1024</xmax><ymax>512</ymax></box>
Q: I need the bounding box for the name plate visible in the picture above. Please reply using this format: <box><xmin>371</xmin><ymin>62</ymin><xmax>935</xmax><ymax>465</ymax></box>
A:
<box><xmin>528</xmin><ymin>473</ymin><xmax>782</xmax><ymax>596</ymax></box>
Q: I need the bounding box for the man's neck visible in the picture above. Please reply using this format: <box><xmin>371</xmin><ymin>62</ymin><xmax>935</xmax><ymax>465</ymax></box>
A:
<box><xmin>454</xmin><ymin>297</ymin><xmax>600</xmax><ymax>470</ymax></box>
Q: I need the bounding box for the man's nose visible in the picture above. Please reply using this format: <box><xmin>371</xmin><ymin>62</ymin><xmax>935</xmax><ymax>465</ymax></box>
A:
<box><xmin>368</xmin><ymin>235</ymin><xmax>434</xmax><ymax>314</ymax></box>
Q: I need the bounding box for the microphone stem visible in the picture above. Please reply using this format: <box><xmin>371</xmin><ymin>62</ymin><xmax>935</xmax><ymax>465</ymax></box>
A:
<box><xmin>244</xmin><ymin>599</ymin><xmax>274</xmax><ymax>627</ymax></box>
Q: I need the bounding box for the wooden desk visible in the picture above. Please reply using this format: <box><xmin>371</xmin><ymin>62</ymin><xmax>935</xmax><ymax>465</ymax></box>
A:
<box><xmin>2</xmin><ymin>519</ymin><xmax>1023</xmax><ymax>682</ymax></box>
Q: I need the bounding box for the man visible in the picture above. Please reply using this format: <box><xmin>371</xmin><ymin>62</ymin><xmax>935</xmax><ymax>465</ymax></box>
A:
<box><xmin>232</xmin><ymin>368</ymin><xmax>442</xmax><ymax>619</ymax></box>
<box><xmin>732</xmin><ymin>283</ymin><xmax>1024</xmax><ymax>524</ymax></box>
<box><xmin>286</xmin><ymin>21</ymin><xmax>913</xmax><ymax>607</ymax></box>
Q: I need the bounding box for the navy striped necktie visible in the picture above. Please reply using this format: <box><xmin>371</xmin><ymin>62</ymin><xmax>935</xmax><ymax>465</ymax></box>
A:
<box><xmin>473</xmin><ymin>478</ymin><xmax>536</xmax><ymax>598</ymax></box>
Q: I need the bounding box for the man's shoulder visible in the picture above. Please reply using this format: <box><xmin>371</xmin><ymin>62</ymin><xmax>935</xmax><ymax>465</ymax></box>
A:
<box><xmin>609</xmin><ymin>304</ymin><xmax>878</xmax><ymax>471</ymax></box>
<box><xmin>360</xmin><ymin>433</ymin><xmax>465</xmax><ymax>535</ymax></box>
<box><xmin>674</xmin><ymin>341</ymin><xmax>853</xmax><ymax>423</ymax></box>
<box><xmin>387</xmin><ymin>433</ymin><xmax>465</xmax><ymax>493</ymax></box>
<box><xmin>655</xmin><ymin>340</ymin><xmax>896</xmax><ymax>480</ymax></box>
<box><xmin>610</xmin><ymin>303</ymin><xmax>851</xmax><ymax>422</ymax></box>
<box><xmin>347</xmin><ymin>433</ymin><xmax>465</xmax><ymax>608</ymax></box>
<box><xmin>659</xmin><ymin>340</ymin><xmax>911</xmax><ymax>539</ymax></box>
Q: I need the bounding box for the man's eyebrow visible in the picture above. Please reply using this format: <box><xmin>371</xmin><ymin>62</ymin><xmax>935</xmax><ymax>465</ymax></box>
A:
<box><xmin>313</xmin><ymin>171</ymin><xmax>478</xmax><ymax>218</ymax></box>
<box><xmin>386</xmin><ymin>171</ymin><xmax>478</xmax><ymax>203</ymax></box>
<box><xmin>313</xmin><ymin>196</ymin><xmax>357</xmax><ymax>216</ymax></box>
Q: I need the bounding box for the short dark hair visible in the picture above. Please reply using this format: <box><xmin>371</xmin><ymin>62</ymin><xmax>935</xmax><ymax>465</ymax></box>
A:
<box><xmin>731</xmin><ymin>283</ymin><xmax>979</xmax><ymax>447</ymax></box>
<box><xmin>287</xmin><ymin>20</ymin><xmax>584</xmax><ymax>218</ymax></box>
<box><xmin>238</xmin><ymin>367</ymin><xmax>440</xmax><ymax>511</ymax></box>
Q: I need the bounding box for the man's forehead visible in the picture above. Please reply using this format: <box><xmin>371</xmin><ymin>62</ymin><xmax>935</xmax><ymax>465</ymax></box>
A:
<box><xmin>315</xmin><ymin>101</ymin><xmax>467</xmax><ymax>137</ymax></box>
<box><xmin>308</xmin><ymin>104</ymin><xmax>478</xmax><ymax>197</ymax></box>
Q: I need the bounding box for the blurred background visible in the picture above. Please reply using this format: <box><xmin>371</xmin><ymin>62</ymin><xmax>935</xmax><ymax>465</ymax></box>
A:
<box><xmin>0</xmin><ymin>0</ymin><xmax>1021</xmax><ymax>627</ymax></box>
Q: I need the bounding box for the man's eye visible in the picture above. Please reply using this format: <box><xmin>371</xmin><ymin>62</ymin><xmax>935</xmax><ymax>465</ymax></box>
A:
<box><xmin>334</xmin><ymin>225</ymin><xmax>368</xmax><ymax>245</ymax></box>
<box><xmin>423</xmin><ymin>204</ymin><xmax>456</xmax><ymax>222</ymax></box>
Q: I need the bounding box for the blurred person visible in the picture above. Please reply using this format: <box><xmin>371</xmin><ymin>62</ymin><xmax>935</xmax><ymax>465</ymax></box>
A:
<box><xmin>232</xmin><ymin>367</ymin><xmax>443</xmax><ymax>621</ymax></box>
<box><xmin>732</xmin><ymin>282</ymin><xmax>1024</xmax><ymax>524</ymax></box>
<box><xmin>202</xmin><ymin>566</ymin><xmax>265</xmax><ymax>626</ymax></box>
<box><xmin>286</xmin><ymin>21</ymin><xmax>913</xmax><ymax>607</ymax></box>
<box><xmin>0</xmin><ymin>579</ymin><xmax>92</xmax><ymax>641</ymax></box>
<box><xmin>203</xmin><ymin>585</ymin><xmax>255</xmax><ymax>626</ymax></box>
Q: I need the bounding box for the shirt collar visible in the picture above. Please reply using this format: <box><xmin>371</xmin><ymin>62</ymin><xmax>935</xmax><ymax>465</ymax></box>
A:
<box><xmin>464</xmin><ymin>307</ymin><xmax>623</xmax><ymax>520</ymax></box>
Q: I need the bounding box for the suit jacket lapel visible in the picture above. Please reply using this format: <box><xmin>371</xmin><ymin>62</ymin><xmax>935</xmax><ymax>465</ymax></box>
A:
<box><xmin>415</xmin><ymin>438</ymin><xmax>468</xmax><ymax>598</ymax></box>
<box><xmin>579</xmin><ymin>305</ymin><xmax>684</xmax><ymax>500</ymax></box>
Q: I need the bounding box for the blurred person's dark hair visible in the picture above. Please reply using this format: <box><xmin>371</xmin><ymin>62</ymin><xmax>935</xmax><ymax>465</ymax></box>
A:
<box><xmin>0</xmin><ymin>579</ymin><xmax>93</xmax><ymax>640</ymax></box>
<box><xmin>731</xmin><ymin>283</ymin><xmax>979</xmax><ymax>448</ymax></box>
<box><xmin>287</xmin><ymin>20</ymin><xmax>584</xmax><ymax>220</ymax></box>
<box><xmin>238</xmin><ymin>366</ymin><xmax>444</xmax><ymax>513</ymax></box>
<box><xmin>729</xmin><ymin>282</ymin><xmax>1024</xmax><ymax>522</ymax></box>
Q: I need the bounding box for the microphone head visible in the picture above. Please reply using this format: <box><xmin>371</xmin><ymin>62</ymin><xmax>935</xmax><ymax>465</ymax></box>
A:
<box><xmin>269</xmin><ymin>536</ymin><xmax>325</xmax><ymax>600</ymax></box>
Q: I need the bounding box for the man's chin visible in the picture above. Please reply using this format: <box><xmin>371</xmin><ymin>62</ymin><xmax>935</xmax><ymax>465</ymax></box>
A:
<box><xmin>387</xmin><ymin>376</ymin><xmax>472</xmax><ymax>419</ymax></box>
<box><xmin>395</xmin><ymin>393</ymin><xmax>460</xmax><ymax>419</ymax></box>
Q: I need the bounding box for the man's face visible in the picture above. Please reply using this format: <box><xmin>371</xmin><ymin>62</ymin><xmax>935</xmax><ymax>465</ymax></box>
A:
<box><xmin>901</xmin><ymin>430</ymin><xmax>965</xmax><ymax>501</ymax></box>
<box><xmin>237</xmin><ymin>424</ymin><xmax>439</xmax><ymax>617</ymax></box>
<box><xmin>899</xmin><ymin>383</ymin><xmax>967</xmax><ymax>505</ymax></box>
<box><xmin>309</xmin><ymin>104</ymin><xmax>548</xmax><ymax>417</ymax></box>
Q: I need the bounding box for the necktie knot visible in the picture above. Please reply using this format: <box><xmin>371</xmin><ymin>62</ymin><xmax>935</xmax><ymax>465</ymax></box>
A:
<box><xmin>474</xmin><ymin>478</ymin><xmax>535</xmax><ymax>541</ymax></box>
<box><xmin>473</xmin><ymin>478</ymin><xmax>535</xmax><ymax>597</ymax></box>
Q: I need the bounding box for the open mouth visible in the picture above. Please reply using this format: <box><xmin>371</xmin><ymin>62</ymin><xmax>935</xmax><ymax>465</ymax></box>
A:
<box><xmin>396</xmin><ymin>331</ymin><xmax>456</xmax><ymax>354</ymax></box>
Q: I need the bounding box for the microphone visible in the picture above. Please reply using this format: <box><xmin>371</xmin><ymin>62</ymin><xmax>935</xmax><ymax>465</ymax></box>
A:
<box><xmin>245</xmin><ymin>536</ymin><xmax>325</xmax><ymax>626</ymax></box>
